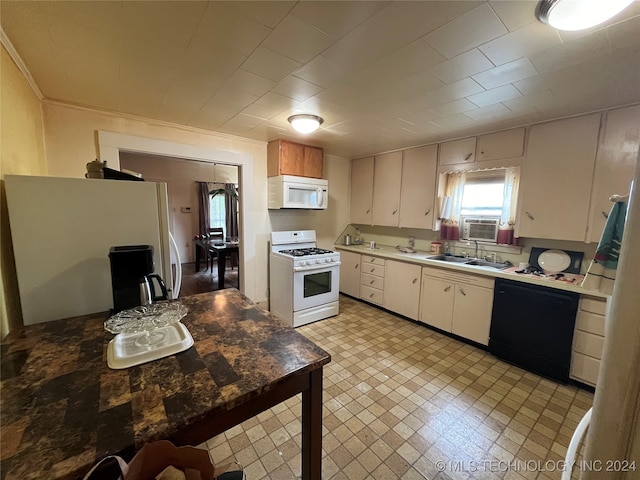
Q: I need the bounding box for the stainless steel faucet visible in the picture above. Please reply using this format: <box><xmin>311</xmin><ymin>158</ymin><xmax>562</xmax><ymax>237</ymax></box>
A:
<box><xmin>467</xmin><ymin>240</ymin><xmax>479</xmax><ymax>259</ymax></box>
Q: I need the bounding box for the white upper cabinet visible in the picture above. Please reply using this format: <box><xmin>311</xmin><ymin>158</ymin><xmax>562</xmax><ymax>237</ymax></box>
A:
<box><xmin>439</xmin><ymin>137</ymin><xmax>477</xmax><ymax>166</ymax></box>
<box><xmin>350</xmin><ymin>156</ymin><xmax>374</xmax><ymax>225</ymax></box>
<box><xmin>476</xmin><ymin>127</ymin><xmax>525</xmax><ymax>162</ymax></box>
<box><xmin>518</xmin><ymin>114</ymin><xmax>601</xmax><ymax>241</ymax></box>
<box><xmin>399</xmin><ymin>145</ymin><xmax>438</xmax><ymax>229</ymax></box>
<box><xmin>372</xmin><ymin>151</ymin><xmax>403</xmax><ymax>227</ymax></box>
<box><xmin>586</xmin><ymin>105</ymin><xmax>640</xmax><ymax>243</ymax></box>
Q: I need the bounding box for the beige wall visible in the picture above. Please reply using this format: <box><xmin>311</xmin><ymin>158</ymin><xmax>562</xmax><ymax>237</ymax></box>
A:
<box><xmin>0</xmin><ymin>45</ymin><xmax>47</xmax><ymax>337</ymax></box>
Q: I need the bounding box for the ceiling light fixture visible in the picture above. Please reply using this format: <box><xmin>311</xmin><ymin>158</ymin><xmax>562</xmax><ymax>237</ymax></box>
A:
<box><xmin>287</xmin><ymin>114</ymin><xmax>324</xmax><ymax>134</ymax></box>
<box><xmin>536</xmin><ymin>0</ymin><xmax>634</xmax><ymax>31</ymax></box>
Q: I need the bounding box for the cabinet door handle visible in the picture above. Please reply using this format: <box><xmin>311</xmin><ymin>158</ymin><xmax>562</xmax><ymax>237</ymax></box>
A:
<box><xmin>392</xmin><ymin>209</ymin><xmax>397</xmax><ymax>215</ymax></box>
<box><xmin>355</xmin><ymin>264</ymin><xmax>359</xmax><ymax>269</ymax></box>
<box><xmin>602</xmin><ymin>210</ymin><xmax>609</xmax><ymax>219</ymax></box>
<box><xmin>424</xmin><ymin>209</ymin><xmax>431</xmax><ymax>216</ymax></box>
<box><xmin>370</xmin><ymin>280</ymin><xmax>375</xmax><ymax>284</ymax></box>
<box><xmin>526</xmin><ymin>211</ymin><xmax>535</xmax><ymax>220</ymax></box>
<box><xmin>371</xmin><ymin>268</ymin><xmax>375</xmax><ymax>272</ymax></box>
<box><xmin>444</xmin><ymin>285</ymin><xmax>451</xmax><ymax>292</ymax></box>
<box><xmin>465</xmin><ymin>152</ymin><xmax>473</xmax><ymax>161</ymax></box>
<box><xmin>459</xmin><ymin>287</ymin><xmax>466</xmax><ymax>296</ymax></box>
<box><xmin>412</xmin><ymin>278</ymin><xmax>417</xmax><ymax>284</ymax></box>
<box><xmin>366</xmin><ymin>209</ymin><xmax>370</xmax><ymax>214</ymax></box>
<box><xmin>370</xmin><ymin>293</ymin><xmax>375</xmax><ymax>298</ymax></box>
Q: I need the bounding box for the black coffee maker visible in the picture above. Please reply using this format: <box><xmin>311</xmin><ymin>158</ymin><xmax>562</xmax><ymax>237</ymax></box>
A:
<box><xmin>109</xmin><ymin>245</ymin><xmax>168</xmax><ymax>313</ymax></box>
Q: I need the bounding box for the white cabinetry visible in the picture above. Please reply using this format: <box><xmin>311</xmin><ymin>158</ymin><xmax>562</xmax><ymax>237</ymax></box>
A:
<box><xmin>439</xmin><ymin>137</ymin><xmax>477</xmax><ymax>166</ymax></box>
<box><xmin>383</xmin><ymin>260</ymin><xmax>422</xmax><ymax>319</ymax></box>
<box><xmin>419</xmin><ymin>267</ymin><xmax>494</xmax><ymax>345</ymax></box>
<box><xmin>571</xmin><ymin>296</ymin><xmax>607</xmax><ymax>387</ymax></box>
<box><xmin>350</xmin><ymin>156</ymin><xmax>374</xmax><ymax>224</ymax></box>
<box><xmin>339</xmin><ymin>251</ymin><xmax>361</xmax><ymax>298</ymax></box>
<box><xmin>476</xmin><ymin>127</ymin><xmax>525</xmax><ymax>162</ymax></box>
<box><xmin>360</xmin><ymin>255</ymin><xmax>385</xmax><ymax>305</ymax></box>
<box><xmin>587</xmin><ymin>105</ymin><xmax>640</xmax><ymax>243</ymax></box>
<box><xmin>372</xmin><ymin>151</ymin><xmax>403</xmax><ymax>227</ymax></box>
<box><xmin>518</xmin><ymin>114</ymin><xmax>601</xmax><ymax>241</ymax></box>
<box><xmin>399</xmin><ymin>145</ymin><xmax>438</xmax><ymax>229</ymax></box>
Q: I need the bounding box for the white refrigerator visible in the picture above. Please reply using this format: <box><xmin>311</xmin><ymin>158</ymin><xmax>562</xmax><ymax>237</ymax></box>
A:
<box><xmin>5</xmin><ymin>175</ymin><xmax>181</xmax><ymax>325</ymax></box>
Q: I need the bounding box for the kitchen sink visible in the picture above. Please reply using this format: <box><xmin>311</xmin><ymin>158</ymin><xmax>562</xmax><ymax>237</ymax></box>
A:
<box><xmin>427</xmin><ymin>255</ymin><xmax>510</xmax><ymax>270</ymax></box>
<box><xmin>426</xmin><ymin>255</ymin><xmax>470</xmax><ymax>263</ymax></box>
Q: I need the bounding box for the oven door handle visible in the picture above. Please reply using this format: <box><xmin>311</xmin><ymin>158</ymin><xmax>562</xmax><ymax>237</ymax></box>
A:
<box><xmin>293</xmin><ymin>261</ymin><xmax>341</xmax><ymax>272</ymax></box>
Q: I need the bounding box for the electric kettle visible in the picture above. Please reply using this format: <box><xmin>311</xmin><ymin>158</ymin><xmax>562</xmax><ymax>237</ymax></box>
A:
<box><xmin>139</xmin><ymin>274</ymin><xmax>169</xmax><ymax>306</ymax></box>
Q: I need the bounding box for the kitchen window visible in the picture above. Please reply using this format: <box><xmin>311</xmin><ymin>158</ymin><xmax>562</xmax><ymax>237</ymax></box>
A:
<box><xmin>440</xmin><ymin>167</ymin><xmax>520</xmax><ymax>245</ymax></box>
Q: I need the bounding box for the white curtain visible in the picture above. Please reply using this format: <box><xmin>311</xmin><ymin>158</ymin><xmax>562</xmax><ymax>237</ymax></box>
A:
<box><xmin>498</xmin><ymin>166</ymin><xmax>520</xmax><ymax>245</ymax></box>
<box><xmin>440</xmin><ymin>172</ymin><xmax>466</xmax><ymax>240</ymax></box>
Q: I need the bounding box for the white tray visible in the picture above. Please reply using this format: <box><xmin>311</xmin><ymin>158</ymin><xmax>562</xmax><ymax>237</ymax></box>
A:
<box><xmin>107</xmin><ymin>322</ymin><xmax>194</xmax><ymax>369</ymax></box>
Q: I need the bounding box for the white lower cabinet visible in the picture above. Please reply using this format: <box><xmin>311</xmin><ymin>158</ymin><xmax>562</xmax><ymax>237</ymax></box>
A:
<box><xmin>419</xmin><ymin>267</ymin><xmax>494</xmax><ymax>345</ymax></box>
<box><xmin>571</xmin><ymin>296</ymin><xmax>607</xmax><ymax>387</ymax></box>
<box><xmin>383</xmin><ymin>260</ymin><xmax>422</xmax><ymax>319</ymax></box>
<box><xmin>339</xmin><ymin>251</ymin><xmax>361</xmax><ymax>298</ymax></box>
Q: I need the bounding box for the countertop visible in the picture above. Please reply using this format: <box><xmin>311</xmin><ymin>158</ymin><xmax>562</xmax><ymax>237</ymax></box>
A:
<box><xmin>335</xmin><ymin>243</ymin><xmax>608</xmax><ymax>299</ymax></box>
<box><xmin>0</xmin><ymin>289</ymin><xmax>331</xmax><ymax>480</ymax></box>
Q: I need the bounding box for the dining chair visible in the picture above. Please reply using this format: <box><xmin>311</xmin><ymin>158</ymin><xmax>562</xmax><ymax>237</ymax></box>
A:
<box><xmin>207</xmin><ymin>227</ymin><xmax>224</xmax><ymax>273</ymax></box>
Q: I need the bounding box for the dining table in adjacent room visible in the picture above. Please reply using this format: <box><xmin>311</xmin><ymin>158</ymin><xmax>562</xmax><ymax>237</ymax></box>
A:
<box><xmin>0</xmin><ymin>289</ymin><xmax>331</xmax><ymax>480</ymax></box>
<box><xmin>193</xmin><ymin>238</ymin><xmax>240</xmax><ymax>289</ymax></box>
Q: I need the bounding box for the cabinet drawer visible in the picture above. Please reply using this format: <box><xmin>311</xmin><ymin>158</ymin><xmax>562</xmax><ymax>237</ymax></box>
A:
<box><xmin>580</xmin><ymin>297</ymin><xmax>607</xmax><ymax>316</ymax></box>
<box><xmin>422</xmin><ymin>266</ymin><xmax>493</xmax><ymax>288</ymax></box>
<box><xmin>362</xmin><ymin>263</ymin><xmax>385</xmax><ymax>277</ymax></box>
<box><xmin>571</xmin><ymin>352</ymin><xmax>600</xmax><ymax>386</ymax></box>
<box><xmin>362</xmin><ymin>255</ymin><xmax>385</xmax><ymax>266</ymax></box>
<box><xmin>361</xmin><ymin>285</ymin><xmax>383</xmax><ymax>305</ymax></box>
<box><xmin>575</xmin><ymin>310</ymin><xmax>605</xmax><ymax>336</ymax></box>
<box><xmin>573</xmin><ymin>330</ymin><xmax>605</xmax><ymax>359</ymax></box>
<box><xmin>361</xmin><ymin>273</ymin><xmax>384</xmax><ymax>290</ymax></box>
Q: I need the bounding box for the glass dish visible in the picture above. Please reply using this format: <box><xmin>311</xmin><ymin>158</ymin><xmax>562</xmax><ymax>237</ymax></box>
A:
<box><xmin>105</xmin><ymin>302</ymin><xmax>188</xmax><ymax>347</ymax></box>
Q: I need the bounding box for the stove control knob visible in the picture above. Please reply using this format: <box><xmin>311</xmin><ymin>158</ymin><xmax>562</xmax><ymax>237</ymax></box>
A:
<box><xmin>300</xmin><ymin>260</ymin><xmax>307</xmax><ymax>266</ymax></box>
<box><xmin>327</xmin><ymin>257</ymin><xmax>333</xmax><ymax>262</ymax></box>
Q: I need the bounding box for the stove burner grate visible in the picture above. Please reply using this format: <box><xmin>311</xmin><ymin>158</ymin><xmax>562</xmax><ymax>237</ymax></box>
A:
<box><xmin>279</xmin><ymin>247</ymin><xmax>334</xmax><ymax>257</ymax></box>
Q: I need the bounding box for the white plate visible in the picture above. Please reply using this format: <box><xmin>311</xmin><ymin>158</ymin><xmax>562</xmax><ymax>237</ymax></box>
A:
<box><xmin>107</xmin><ymin>322</ymin><xmax>194</xmax><ymax>369</ymax></box>
<box><xmin>538</xmin><ymin>249</ymin><xmax>571</xmax><ymax>273</ymax></box>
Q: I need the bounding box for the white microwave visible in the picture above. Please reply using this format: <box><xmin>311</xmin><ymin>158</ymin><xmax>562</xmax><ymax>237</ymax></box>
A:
<box><xmin>461</xmin><ymin>217</ymin><xmax>500</xmax><ymax>242</ymax></box>
<box><xmin>268</xmin><ymin>175</ymin><xmax>328</xmax><ymax>210</ymax></box>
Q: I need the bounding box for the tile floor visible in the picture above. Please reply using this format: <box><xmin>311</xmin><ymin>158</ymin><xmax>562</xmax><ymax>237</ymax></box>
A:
<box><xmin>203</xmin><ymin>295</ymin><xmax>593</xmax><ymax>480</ymax></box>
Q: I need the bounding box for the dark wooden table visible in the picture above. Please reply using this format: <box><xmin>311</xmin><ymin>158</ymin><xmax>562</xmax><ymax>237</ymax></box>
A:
<box><xmin>194</xmin><ymin>239</ymin><xmax>240</xmax><ymax>289</ymax></box>
<box><xmin>0</xmin><ymin>290</ymin><xmax>331</xmax><ymax>480</ymax></box>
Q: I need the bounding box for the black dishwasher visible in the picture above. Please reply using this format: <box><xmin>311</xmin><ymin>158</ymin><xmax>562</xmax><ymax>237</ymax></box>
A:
<box><xmin>489</xmin><ymin>278</ymin><xmax>579</xmax><ymax>383</ymax></box>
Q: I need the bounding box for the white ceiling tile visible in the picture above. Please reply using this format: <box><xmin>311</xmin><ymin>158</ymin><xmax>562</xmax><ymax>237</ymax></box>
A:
<box><xmin>224</xmin><ymin>70</ymin><xmax>276</xmax><ymax>97</ymax></box>
<box><xmin>227</xmin><ymin>1</ymin><xmax>295</xmax><ymax>28</ymax></box>
<box><xmin>428</xmin><ymin>113</ymin><xmax>476</xmax><ymax>129</ymax></box>
<box><xmin>432</xmin><ymin>1</ymin><xmax>484</xmax><ymax>20</ymax></box>
<box><xmin>479</xmin><ymin>21</ymin><xmax>562</xmax><ymax>66</ymax></box>
<box><xmin>607</xmin><ymin>15</ymin><xmax>640</xmax><ymax>51</ymax></box>
<box><xmin>343</xmin><ymin>40</ymin><xmax>445</xmax><ymax>91</ymax></box>
<box><xmin>430</xmin><ymin>98</ymin><xmax>478</xmax><ymax>116</ymax></box>
<box><xmin>241</xmin><ymin>103</ymin><xmax>279</xmax><ymax>121</ymax></box>
<box><xmin>463</xmin><ymin>103</ymin><xmax>512</xmax><ymax>120</ymax></box>
<box><xmin>273</xmin><ymin>76</ymin><xmax>323</xmax><ymax>102</ymax></box>
<box><xmin>488</xmin><ymin>0</ymin><xmax>538</xmax><ymax>31</ymax></box>
<box><xmin>426</xmin><ymin>77</ymin><xmax>486</xmax><ymax>106</ymax></box>
<box><xmin>255</xmin><ymin>92</ymin><xmax>297</xmax><ymax>111</ymax></box>
<box><xmin>291</xmin><ymin>1</ymin><xmax>387</xmax><ymax>40</ymax></box>
<box><xmin>430</xmin><ymin>49</ymin><xmax>495</xmax><ymax>84</ymax></box>
<box><xmin>321</xmin><ymin>2</ymin><xmax>448</xmax><ymax>70</ymax></box>
<box><xmin>423</xmin><ymin>3</ymin><xmax>508</xmax><ymax>59</ymax></box>
<box><xmin>191</xmin><ymin>4</ymin><xmax>272</xmax><ymax>57</ymax></box>
<box><xmin>156</xmin><ymin>84</ymin><xmax>214</xmax><ymax>125</ymax></box>
<box><xmin>242</xmin><ymin>46</ymin><xmax>301</xmax><ymax>83</ymax></box>
<box><xmin>472</xmin><ymin>58</ymin><xmax>538</xmax><ymax>89</ymax></box>
<box><xmin>467</xmin><ymin>84</ymin><xmax>522</xmax><ymax>107</ymax></box>
<box><xmin>261</xmin><ymin>14</ymin><xmax>333</xmax><ymax>64</ymax></box>
<box><xmin>292</xmin><ymin>55</ymin><xmax>349</xmax><ymax>88</ymax></box>
<box><xmin>528</xmin><ymin>30</ymin><xmax>610</xmax><ymax>75</ymax></box>
<box><xmin>502</xmin><ymin>89</ymin><xmax>561</xmax><ymax>113</ymax></box>
<box><xmin>122</xmin><ymin>1</ymin><xmax>206</xmax><ymax>48</ymax></box>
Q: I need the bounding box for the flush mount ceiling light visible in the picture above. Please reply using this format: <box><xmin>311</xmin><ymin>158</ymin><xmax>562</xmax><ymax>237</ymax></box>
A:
<box><xmin>536</xmin><ymin>0</ymin><xmax>634</xmax><ymax>31</ymax></box>
<box><xmin>287</xmin><ymin>114</ymin><xmax>324</xmax><ymax>134</ymax></box>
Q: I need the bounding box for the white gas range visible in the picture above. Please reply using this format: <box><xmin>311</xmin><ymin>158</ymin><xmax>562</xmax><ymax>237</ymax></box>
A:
<box><xmin>269</xmin><ymin>230</ymin><xmax>341</xmax><ymax>327</ymax></box>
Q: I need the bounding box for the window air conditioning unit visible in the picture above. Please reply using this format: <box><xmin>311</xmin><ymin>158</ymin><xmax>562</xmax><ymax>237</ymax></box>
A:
<box><xmin>461</xmin><ymin>217</ymin><xmax>500</xmax><ymax>242</ymax></box>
